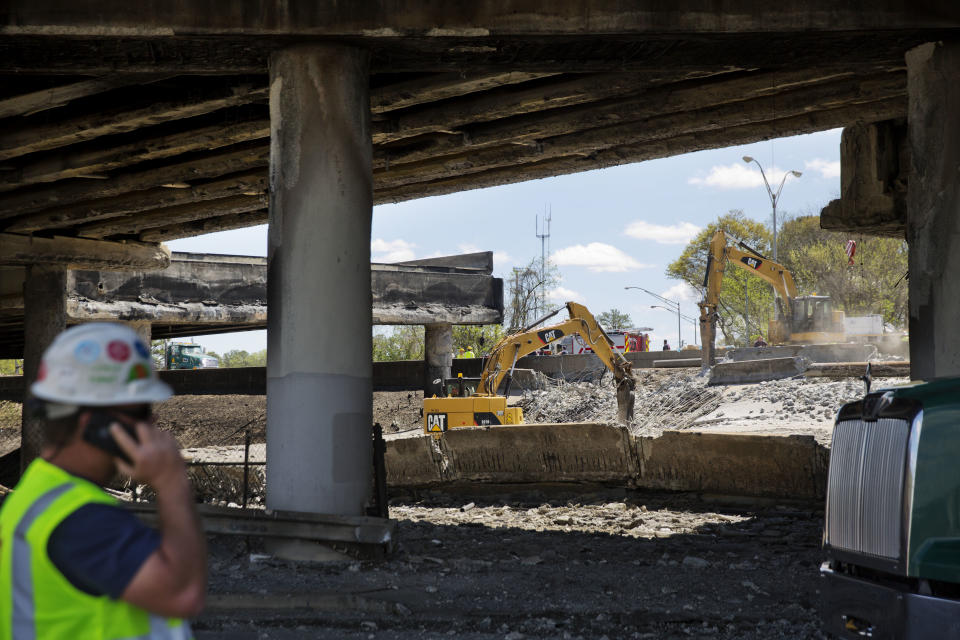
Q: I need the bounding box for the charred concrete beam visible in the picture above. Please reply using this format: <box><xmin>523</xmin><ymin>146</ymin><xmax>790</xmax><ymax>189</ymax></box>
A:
<box><xmin>3</xmin><ymin>2</ymin><xmax>955</xmax><ymax>37</ymax></box>
<box><xmin>375</xmin><ymin>96</ymin><xmax>907</xmax><ymax>204</ymax></box>
<box><xmin>372</xmin><ymin>68</ymin><xmax>890</xmax><ymax>169</ymax></box>
<box><xmin>77</xmin><ymin>193</ymin><xmax>269</xmax><ymax>239</ymax></box>
<box><xmin>10</xmin><ymin>171</ymin><xmax>268</xmax><ymax>233</ymax></box>
<box><xmin>0</xmin><ymin>75</ymin><xmax>168</xmax><ymax>119</ymax></box>
<box><xmin>820</xmin><ymin>120</ymin><xmax>908</xmax><ymax>238</ymax></box>
<box><xmin>0</xmin><ymin>117</ymin><xmax>270</xmax><ymax>192</ymax></box>
<box><xmin>375</xmin><ymin>73</ymin><xmax>906</xmax><ymax>189</ymax></box>
<box><xmin>0</xmin><ymin>83</ymin><xmax>269</xmax><ymax>161</ymax></box>
<box><xmin>371</xmin><ymin>72</ymin><xmax>558</xmax><ymax>114</ymax></box>
<box><xmin>0</xmin><ymin>144</ymin><xmax>270</xmax><ymax>221</ymax></box>
<box><xmin>0</xmin><ymin>233</ymin><xmax>170</xmax><ymax>270</ymax></box>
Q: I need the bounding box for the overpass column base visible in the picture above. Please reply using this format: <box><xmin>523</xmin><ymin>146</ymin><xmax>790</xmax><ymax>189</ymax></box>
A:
<box><xmin>21</xmin><ymin>265</ymin><xmax>66</xmax><ymax>471</ymax></box>
<box><xmin>127</xmin><ymin>320</ymin><xmax>151</xmax><ymax>346</ymax></box>
<box><xmin>266</xmin><ymin>44</ymin><xmax>373</xmax><ymax>517</ymax></box>
<box><xmin>906</xmin><ymin>42</ymin><xmax>960</xmax><ymax>379</ymax></box>
<box><xmin>424</xmin><ymin>323</ymin><xmax>453</xmax><ymax>398</ymax></box>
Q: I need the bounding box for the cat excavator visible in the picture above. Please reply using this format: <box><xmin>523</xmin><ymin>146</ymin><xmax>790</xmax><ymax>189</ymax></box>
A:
<box><xmin>698</xmin><ymin>230</ymin><xmax>845</xmax><ymax>366</ymax></box>
<box><xmin>423</xmin><ymin>302</ymin><xmax>636</xmax><ymax>434</ymax></box>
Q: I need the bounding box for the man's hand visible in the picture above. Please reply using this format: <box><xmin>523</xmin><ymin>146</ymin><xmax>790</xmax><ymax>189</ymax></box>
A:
<box><xmin>110</xmin><ymin>422</ymin><xmax>187</xmax><ymax>491</ymax></box>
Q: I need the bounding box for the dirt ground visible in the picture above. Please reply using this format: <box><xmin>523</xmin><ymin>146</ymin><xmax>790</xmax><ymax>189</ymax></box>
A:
<box><xmin>197</xmin><ymin>489</ymin><xmax>827</xmax><ymax>639</ymax></box>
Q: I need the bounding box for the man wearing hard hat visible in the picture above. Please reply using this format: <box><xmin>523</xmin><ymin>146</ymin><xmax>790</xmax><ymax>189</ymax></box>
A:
<box><xmin>0</xmin><ymin>323</ymin><xmax>205</xmax><ymax>639</ymax></box>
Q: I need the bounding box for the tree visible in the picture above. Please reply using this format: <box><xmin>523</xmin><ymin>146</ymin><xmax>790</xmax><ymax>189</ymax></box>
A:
<box><xmin>505</xmin><ymin>257</ymin><xmax>561</xmax><ymax>332</ymax></box>
<box><xmin>777</xmin><ymin>215</ymin><xmax>908</xmax><ymax>327</ymax></box>
<box><xmin>0</xmin><ymin>360</ymin><xmax>21</xmax><ymax>375</ymax></box>
<box><xmin>150</xmin><ymin>339</ymin><xmax>167</xmax><ymax>369</ymax></box>
<box><xmin>598</xmin><ymin>309</ymin><xmax>632</xmax><ymax>331</ymax></box>
<box><xmin>218</xmin><ymin>349</ymin><xmax>267</xmax><ymax>368</ymax></box>
<box><xmin>372</xmin><ymin>326</ymin><xmax>424</xmax><ymax>362</ymax></box>
<box><xmin>667</xmin><ymin>210</ymin><xmax>774</xmax><ymax>345</ymax></box>
<box><xmin>452</xmin><ymin>325</ymin><xmax>506</xmax><ymax>356</ymax></box>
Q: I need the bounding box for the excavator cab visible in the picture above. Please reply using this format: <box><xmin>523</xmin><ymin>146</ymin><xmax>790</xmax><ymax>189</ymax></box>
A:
<box><xmin>789</xmin><ymin>295</ymin><xmax>844</xmax><ymax>343</ymax></box>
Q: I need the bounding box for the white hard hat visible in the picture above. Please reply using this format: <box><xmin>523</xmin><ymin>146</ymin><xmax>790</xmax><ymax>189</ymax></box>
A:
<box><xmin>31</xmin><ymin>322</ymin><xmax>172</xmax><ymax>406</ymax></box>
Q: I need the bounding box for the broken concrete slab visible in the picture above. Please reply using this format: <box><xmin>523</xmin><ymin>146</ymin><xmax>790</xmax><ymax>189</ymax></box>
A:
<box><xmin>709</xmin><ymin>357</ymin><xmax>809</xmax><ymax>385</ymax></box>
<box><xmin>724</xmin><ymin>343</ymin><xmax>877</xmax><ymax>363</ymax></box>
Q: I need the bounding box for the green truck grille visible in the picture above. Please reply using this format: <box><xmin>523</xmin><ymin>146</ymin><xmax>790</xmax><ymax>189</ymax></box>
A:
<box><xmin>826</xmin><ymin>417</ymin><xmax>909</xmax><ymax>560</ymax></box>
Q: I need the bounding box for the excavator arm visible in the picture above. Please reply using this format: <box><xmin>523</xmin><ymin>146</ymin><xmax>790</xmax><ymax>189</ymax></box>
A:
<box><xmin>478</xmin><ymin>302</ymin><xmax>636</xmax><ymax>421</ymax></box>
<box><xmin>699</xmin><ymin>230</ymin><xmax>798</xmax><ymax>365</ymax></box>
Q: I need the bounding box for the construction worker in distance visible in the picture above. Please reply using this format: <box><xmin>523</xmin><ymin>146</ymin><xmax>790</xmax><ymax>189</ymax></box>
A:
<box><xmin>662</xmin><ymin>339</ymin><xmax>671</xmax><ymax>351</ymax></box>
<box><xmin>0</xmin><ymin>322</ymin><xmax>205</xmax><ymax>639</ymax></box>
<box><xmin>753</xmin><ymin>333</ymin><xmax>769</xmax><ymax>347</ymax></box>
<box><xmin>462</xmin><ymin>345</ymin><xmax>476</xmax><ymax>358</ymax></box>
<box><xmin>456</xmin><ymin>347</ymin><xmax>465</xmax><ymax>358</ymax></box>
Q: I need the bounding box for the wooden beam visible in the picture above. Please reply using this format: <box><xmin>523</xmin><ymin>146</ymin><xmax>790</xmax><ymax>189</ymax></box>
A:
<box><xmin>370</xmin><ymin>72</ymin><xmax>715</xmax><ymax>145</ymax></box>
<box><xmin>374</xmin><ymin>73</ymin><xmax>906</xmax><ymax>189</ymax></box>
<box><xmin>0</xmin><ymin>83</ymin><xmax>269</xmax><ymax>161</ymax></box>
<box><xmin>370</xmin><ymin>72</ymin><xmax>558</xmax><ymax>114</ymax></box>
<box><xmin>0</xmin><ymin>75</ymin><xmax>169</xmax><ymax>119</ymax></box>
<box><xmin>0</xmin><ymin>118</ymin><xmax>270</xmax><ymax>191</ymax></box>
<box><xmin>76</xmin><ymin>193</ymin><xmax>269</xmax><ymax>238</ymax></box>
<box><xmin>373</xmin><ymin>68</ymin><xmax>883</xmax><ymax>169</ymax></box>
<box><xmin>0</xmin><ymin>233</ymin><xmax>170</xmax><ymax>270</ymax></box>
<box><xmin>7</xmin><ymin>171</ymin><xmax>268</xmax><ymax>233</ymax></box>
<box><xmin>0</xmin><ymin>144</ymin><xmax>269</xmax><ymax>219</ymax></box>
<box><xmin>139</xmin><ymin>208</ymin><xmax>268</xmax><ymax>242</ymax></box>
<box><xmin>373</xmin><ymin>97</ymin><xmax>907</xmax><ymax>204</ymax></box>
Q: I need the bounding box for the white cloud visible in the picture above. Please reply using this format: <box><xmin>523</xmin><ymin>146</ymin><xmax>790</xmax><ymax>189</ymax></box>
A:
<box><xmin>549</xmin><ymin>286</ymin><xmax>581</xmax><ymax>302</ymax></box>
<box><xmin>624</xmin><ymin>220</ymin><xmax>700</xmax><ymax>244</ymax></box>
<box><xmin>688</xmin><ymin>163</ymin><xmax>765</xmax><ymax>189</ymax></box>
<box><xmin>805</xmin><ymin>158</ymin><xmax>841</xmax><ymax>179</ymax></box>
<box><xmin>687</xmin><ymin>163</ymin><xmax>801</xmax><ymax>190</ymax></box>
<box><xmin>551</xmin><ymin>242</ymin><xmax>652</xmax><ymax>272</ymax></box>
<box><xmin>661</xmin><ymin>281</ymin><xmax>698</xmax><ymax>302</ymax></box>
<box><xmin>371</xmin><ymin>238</ymin><xmax>416</xmax><ymax>263</ymax></box>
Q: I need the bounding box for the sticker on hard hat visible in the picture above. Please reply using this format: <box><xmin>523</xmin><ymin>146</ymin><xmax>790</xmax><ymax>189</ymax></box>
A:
<box><xmin>127</xmin><ymin>363</ymin><xmax>150</xmax><ymax>382</ymax></box>
<box><xmin>88</xmin><ymin>363</ymin><xmax>122</xmax><ymax>384</ymax></box>
<box><xmin>426</xmin><ymin>413</ymin><xmax>448</xmax><ymax>432</ymax></box>
<box><xmin>107</xmin><ymin>340</ymin><xmax>131</xmax><ymax>362</ymax></box>
<box><xmin>73</xmin><ymin>340</ymin><xmax>100</xmax><ymax>364</ymax></box>
<box><xmin>134</xmin><ymin>340</ymin><xmax>150</xmax><ymax>359</ymax></box>
<box><xmin>36</xmin><ymin>362</ymin><xmax>47</xmax><ymax>382</ymax></box>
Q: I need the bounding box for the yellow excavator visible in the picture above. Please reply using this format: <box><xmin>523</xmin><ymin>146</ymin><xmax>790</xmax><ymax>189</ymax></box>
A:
<box><xmin>698</xmin><ymin>230</ymin><xmax>844</xmax><ymax>365</ymax></box>
<box><xmin>423</xmin><ymin>302</ymin><xmax>636</xmax><ymax>434</ymax></box>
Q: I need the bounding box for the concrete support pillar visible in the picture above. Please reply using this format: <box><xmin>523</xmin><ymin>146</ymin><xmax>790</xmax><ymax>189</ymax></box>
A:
<box><xmin>424</xmin><ymin>324</ymin><xmax>453</xmax><ymax>397</ymax></box>
<box><xmin>21</xmin><ymin>265</ymin><xmax>66</xmax><ymax>471</ymax></box>
<box><xmin>906</xmin><ymin>42</ymin><xmax>960</xmax><ymax>379</ymax></box>
<box><xmin>127</xmin><ymin>320</ymin><xmax>151</xmax><ymax>346</ymax></box>
<box><xmin>266</xmin><ymin>45</ymin><xmax>372</xmax><ymax>516</ymax></box>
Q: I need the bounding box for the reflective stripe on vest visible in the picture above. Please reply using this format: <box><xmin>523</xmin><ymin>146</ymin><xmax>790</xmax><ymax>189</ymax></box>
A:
<box><xmin>12</xmin><ymin>483</ymin><xmax>72</xmax><ymax>640</ymax></box>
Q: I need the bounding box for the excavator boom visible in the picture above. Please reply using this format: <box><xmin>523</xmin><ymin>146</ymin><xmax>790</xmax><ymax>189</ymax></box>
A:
<box><xmin>424</xmin><ymin>302</ymin><xmax>637</xmax><ymax>433</ymax></box>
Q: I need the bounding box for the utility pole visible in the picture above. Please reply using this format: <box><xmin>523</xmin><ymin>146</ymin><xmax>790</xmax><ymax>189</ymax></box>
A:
<box><xmin>535</xmin><ymin>206</ymin><xmax>552</xmax><ymax>321</ymax></box>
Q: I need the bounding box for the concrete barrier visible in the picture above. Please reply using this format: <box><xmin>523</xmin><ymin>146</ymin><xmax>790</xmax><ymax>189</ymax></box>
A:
<box><xmin>634</xmin><ymin>431</ymin><xmax>827</xmax><ymax>500</ymax></box>
<box><xmin>385</xmin><ymin>423</ymin><xmax>830</xmax><ymax>500</ymax></box>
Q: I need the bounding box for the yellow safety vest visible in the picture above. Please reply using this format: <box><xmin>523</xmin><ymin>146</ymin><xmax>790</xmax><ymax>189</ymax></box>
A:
<box><xmin>0</xmin><ymin>459</ymin><xmax>192</xmax><ymax>640</ymax></box>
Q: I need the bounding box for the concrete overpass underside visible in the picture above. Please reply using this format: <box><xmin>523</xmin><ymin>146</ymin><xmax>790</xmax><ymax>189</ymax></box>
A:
<box><xmin>3</xmin><ymin>3</ymin><xmax>960</xmax><ymax>519</ymax></box>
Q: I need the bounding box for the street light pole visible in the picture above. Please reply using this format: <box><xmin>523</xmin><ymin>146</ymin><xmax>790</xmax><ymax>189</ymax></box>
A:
<box><xmin>742</xmin><ymin>156</ymin><xmax>802</xmax><ymax>262</ymax></box>
<box><xmin>624</xmin><ymin>286</ymin><xmax>682</xmax><ymax>348</ymax></box>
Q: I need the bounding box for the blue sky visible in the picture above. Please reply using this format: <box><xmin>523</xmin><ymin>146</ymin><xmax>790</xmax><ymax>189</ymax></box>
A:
<box><xmin>168</xmin><ymin>128</ymin><xmax>842</xmax><ymax>355</ymax></box>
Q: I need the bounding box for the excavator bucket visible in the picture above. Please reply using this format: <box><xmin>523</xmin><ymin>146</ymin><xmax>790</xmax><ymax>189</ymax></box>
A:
<box><xmin>616</xmin><ymin>378</ymin><xmax>636</xmax><ymax>423</ymax></box>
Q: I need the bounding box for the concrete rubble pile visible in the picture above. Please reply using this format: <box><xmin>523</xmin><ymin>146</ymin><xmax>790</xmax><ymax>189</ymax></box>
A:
<box><xmin>519</xmin><ymin>370</ymin><xmax>910</xmax><ymax>438</ymax></box>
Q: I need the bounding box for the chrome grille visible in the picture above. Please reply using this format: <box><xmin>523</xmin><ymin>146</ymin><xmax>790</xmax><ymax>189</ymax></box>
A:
<box><xmin>826</xmin><ymin>417</ymin><xmax>910</xmax><ymax>559</ymax></box>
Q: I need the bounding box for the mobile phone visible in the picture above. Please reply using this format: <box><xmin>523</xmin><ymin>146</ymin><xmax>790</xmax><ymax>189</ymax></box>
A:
<box><xmin>82</xmin><ymin>410</ymin><xmax>137</xmax><ymax>464</ymax></box>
